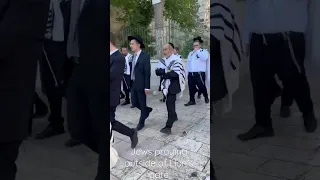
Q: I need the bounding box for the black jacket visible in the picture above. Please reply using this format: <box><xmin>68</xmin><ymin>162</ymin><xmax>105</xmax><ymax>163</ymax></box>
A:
<box><xmin>110</xmin><ymin>51</ymin><xmax>125</xmax><ymax>107</ymax></box>
<box><xmin>0</xmin><ymin>0</ymin><xmax>51</xmax><ymax>142</ymax></box>
<box><xmin>74</xmin><ymin>0</ymin><xmax>108</xmax><ymax>90</ymax></box>
<box><xmin>130</xmin><ymin>51</ymin><xmax>151</xmax><ymax>90</ymax></box>
<box><xmin>155</xmin><ymin>69</ymin><xmax>181</xmax><ymax>95</ymax></box>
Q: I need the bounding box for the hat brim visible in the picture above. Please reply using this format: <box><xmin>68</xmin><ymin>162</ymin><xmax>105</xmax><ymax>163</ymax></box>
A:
<box><xmin>193</xmin><ymin>38</ymin><xmax>203</xmax><ymax>43</ymax></box>
<box><xmin>128</xmin><ymin>36</ymin><xmax>145</xmax><ymax>48</ymax></box>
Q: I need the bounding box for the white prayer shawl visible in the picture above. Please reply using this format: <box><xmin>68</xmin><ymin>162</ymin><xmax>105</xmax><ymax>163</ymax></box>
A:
<box><xmin>211</xmin><ymin>1</ymin><xmax>243</xmax><ymax>114</ymax></box>
<box><xmin>158</xmin><ymin>55</ymin><xmax>186</xmax><ymax>98</ymax></box>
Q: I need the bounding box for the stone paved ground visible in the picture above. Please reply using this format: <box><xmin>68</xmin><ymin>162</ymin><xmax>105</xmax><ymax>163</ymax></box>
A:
<box><xmin>212</xmin><ymin>70</ymin><xmax>320</xmax><ymax>180</ymax></box>
<box><xmin>16</xmin><ymin>62</ymin><xmax>210</xmax><ymax>180</ymax></box>
<box><xmin>111</xmin><ymin>91</ymin><xmax>210</xmax><ymax>180</ymax></box>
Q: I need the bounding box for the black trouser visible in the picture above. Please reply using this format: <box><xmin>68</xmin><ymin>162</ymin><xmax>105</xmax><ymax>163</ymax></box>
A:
<box><xmin>0</xmin><ymin>140</ymin><xmax>22</xmax><ymax>180</ymax></box>
<box><xmin>188</xmin><ymin>72</ymin><xmax>208</xmax><ymax>102</ymax></box>
<box><xmin>40</xmin><ymin>40</ymin><xmax>66</xmax><ymax>125</ymax></box>
<box><xmin>67</xmin><ymin>79</ymin><xmax>109</xmax><ymax>180</ymax></box>
<box><xmin>122</xmin><ymin>74</ymin><xmax>131</xmax><ymax>101</ymax></box>
<box><xmin>110</xmin><ymin>106</ymin><xmax>134</xmax><ymax>137</ymax></box>
<box><xmin>211</xmin><ymin>34</ymin><xmax>228</xmax><ymax>101</ymax></box>
<box><xmin>131</xmin><ymin>82</ymin><xmax>151</xmax><ymax>125</ymax></box>
<box><xmin>29</xmin><ymin>92</ymin><xmax>43</xmax><ymax>134</ymax></box>
<box><xmin>166</xmin><ymin>93</ymin><xmax>177</xmax><ymax>127</ymax></box>
<box><xmin>281</xmin><ymin>86</ymin><xmax>294</xmax><ymax>107</ymax></box>
<box><xmin>272</xmin><ymin>76</ymin><xmax>294</xmax><ymax>107</ymax></box>
<box><xmin>250</xmin><ymin>32</ymin><xmax>313</xmax><ymax>129</ymax></box>
<box><xmin>158</xmin><ymin>77</ymin><xmax>163</xmax><ymax>91</ymax></box>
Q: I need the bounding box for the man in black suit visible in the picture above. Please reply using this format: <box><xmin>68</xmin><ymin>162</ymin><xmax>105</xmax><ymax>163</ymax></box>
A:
<box><xmin>0</xmin><ymin>0</ymin><xmax>50</xmax><ymax>179</ymax></box>
<box><xmin>110</xmin><ymin>34</ymin><xmax>138</xmax><ymax>148</ymax></box>
<box><xmin>155</xmin><ymin>43</ymin><xmax>182</xmax><ymax>134</ymax></box>
<box><xmin>65</xmin><ymin>0</ymin><xmax>122</xmax><ymax>179</ymax></box>
<box><xmin>128</xmin><ymin>35</ymin><xmax>153</xmax><ymax>131</ymax></box>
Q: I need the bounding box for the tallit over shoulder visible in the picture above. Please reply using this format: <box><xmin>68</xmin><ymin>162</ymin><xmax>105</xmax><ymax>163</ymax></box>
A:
<box><xmin>161</xmin><ymin>55</ymin><xmax>186</xmax><ymax>98</ymax></box>
<box><xmin>211</xmin><ymin>1</ymin><xmax>243</xmax><ymax>113</ymax></box>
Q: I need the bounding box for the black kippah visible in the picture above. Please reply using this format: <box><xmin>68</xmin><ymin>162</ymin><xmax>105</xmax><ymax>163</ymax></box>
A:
<box><xmin>169</xmin><ymin>42</ymin><xmax>174</xmax><ymax>49</ymax></box>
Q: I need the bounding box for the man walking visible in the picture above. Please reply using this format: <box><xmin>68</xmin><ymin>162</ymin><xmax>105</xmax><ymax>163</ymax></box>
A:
<box><xmin>129</xmin><ymin>35</ymin><xmax>153</xmax><ymax>131</ymax></box>
<box><xmin>36</xmin><ymin>0</ymin><xmax>71</xmax><ymax>139</ymax></box>
<box><xmin>66</xmin><ymin>0</ymin><xmax>110</xmax><ymax>179</ymax></box>
<box><xmin>0</xmin><ymin>0</ymin><xmax>51</xmax><ymax>179</ymax></box>
<box><xmin>185</xmin><ymin>37</ymin><xmax>210</xmax><ymax>106</ymax></box>
<box><xmin>155</xmin><ymin>43</ymin><xmax>185</xmax><ymax>134</ymax></box>
<box><xmin>238</xmin><ymin>0</ymin><xmax>317</xmax><ymax>141</ymax></box>
<box><xmin>110</xmin><ymin>38</ymin><xmax>138</xmax><ymax>147</ymax></box>
<box><xmin>121</xmin><ymin>47</ymin><xmax>133</xmax><ymax>105</ymax></box>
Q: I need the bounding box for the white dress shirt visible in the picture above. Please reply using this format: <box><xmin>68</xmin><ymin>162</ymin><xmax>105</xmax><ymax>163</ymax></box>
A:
<box><xmin>242</xmin><ymin>0</ymin><xmax>309</xmax><ymax>43</ymax></box>
<box><xmin>186</xmin><ymin>49</ymin><xmax>209</xmax><ymax>73</ymax></box>
<box><xmin>110</xmin><ymin>49</ymin><xmax>118</xmax><ymax>55</ymax></box>
<box><xmin>124</xmin><ymin>53</ymin><xmax>132</xmax><ymax>75</ymax></box>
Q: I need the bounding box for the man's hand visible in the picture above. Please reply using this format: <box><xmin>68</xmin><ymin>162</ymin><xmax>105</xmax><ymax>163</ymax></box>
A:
<box><xmin>145</xmin><ymin>89</ymin><xmax>150</xmax><ymax>94</ymax></box>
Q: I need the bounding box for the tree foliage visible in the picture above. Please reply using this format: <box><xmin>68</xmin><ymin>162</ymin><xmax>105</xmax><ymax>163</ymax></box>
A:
<box><xmin>111</xmin><ymin>0</ymin><xmax>199</xmax><ymax>30</ymax></box>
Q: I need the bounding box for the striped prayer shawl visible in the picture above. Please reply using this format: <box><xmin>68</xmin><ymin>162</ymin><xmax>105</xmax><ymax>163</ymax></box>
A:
<box><xmin>160</xmin><ymin>58</ymin><xmax>186</xmax><ymax>98</ymax></box>
<box><xmin>124</xmin><ymin>54</ymin><xmax>133</xmax><ymax>74</ymax></box>
<box><xmin>211</xmin><ymin>1</ymin><xmax>243</xmax><ymax>113</ymax></box>
<box><xmin>110</xmin><ymin>122</ymin><xmax>114</xmax><ymax>143</ymax></box>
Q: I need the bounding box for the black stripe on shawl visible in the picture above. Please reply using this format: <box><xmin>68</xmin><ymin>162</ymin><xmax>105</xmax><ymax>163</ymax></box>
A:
<box><xmin>211</xmin><ymin>3</ymin><xmax>243</xmax><ymax>53</ymax></box>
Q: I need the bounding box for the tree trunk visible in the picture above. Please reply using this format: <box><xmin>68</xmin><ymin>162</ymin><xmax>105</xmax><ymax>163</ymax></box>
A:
<box><xmin>153</xmin><ymin>0</ymin><xmax>164</xmax><ymax>59</ymax></box>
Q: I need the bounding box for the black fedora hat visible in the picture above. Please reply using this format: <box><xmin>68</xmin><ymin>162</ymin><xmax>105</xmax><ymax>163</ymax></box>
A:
<box><xmin>128</xmin><ymin>35</ymin><xmax>145</xmax><ymax>48</ymax></box>
<box><xmin>193</xmin><ymin>36</ymin><xmax>203</xmax><ymax>43</ymax></box>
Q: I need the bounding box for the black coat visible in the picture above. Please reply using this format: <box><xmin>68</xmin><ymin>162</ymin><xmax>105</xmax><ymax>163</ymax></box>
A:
<box><xmin>130</xmin><ymin>51</ymin><xmax>151</xmax><ymax>90</ymax></box>
<box><xmin>73</xmin><ymin>0</ymin><xmax>108</xmax><ymax>90</ymax></box>
<box><xmin>155</xmin><ymin>69</ymin><xmax>181</xmax><ymax>95</ymax></box>
<box><xmin>110</xmin><ymin>51</ymin><xmax>125</xmax><ymax>107</ymax></box>
<box><xmin>0</xmin><ymin>0</ymin><xmax>50</xmax><ymax>142</ymax></box>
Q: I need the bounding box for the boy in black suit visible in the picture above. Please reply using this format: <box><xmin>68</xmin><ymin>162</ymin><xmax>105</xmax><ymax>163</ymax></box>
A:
<box><xmin>128</xmin><ymin>35</ymin><xmax>153</xmax><ymax>131</ymax></box>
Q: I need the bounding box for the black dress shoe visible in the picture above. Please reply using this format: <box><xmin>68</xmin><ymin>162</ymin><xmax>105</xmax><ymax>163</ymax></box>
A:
<box><xmin>64</xmin><ymin>139</ymin><xmax>82</xmax><ymax>148</ymax></box>
<box><xmin>35</xmin><ymin>124</ymin><xmax>65</xmax><ymax>139</ymax></box>
<box><xmin>205</xmin><ymin>97</ymin><xmax>209</xmax><ymax>104</ymax></box>
<box><xmin>280</xmin><ymin>106</ymin><xmax>291</xmax><ymax>118</ymax></box>
<box><xmin>130</xmin><ymin>129</ymin><xmax>138</xmax><ymax>149</ymax></box>
<box><xmin>136</xmin><ymin>124</ymin><xmax>145</xmax><ymax>131</ymax></box>
<box><xmin>237</xmin><ymin>125</ymin><xmax>274</xmax><ymax>141</ymax></box>
<box><xmin>159</xmin><ymin>98</ymin><xmax>166</xmax><ymax>102</ymax></box>
<box><xmin>120</xmin><ymin>92</ymin><xmax>125</xmax><ymax>99</ymax></box>
<box><xmin>184</xmin><ymin>101</ymin><xmax>196</xmax><ymax>106</ymax></box>
<box><xmin>160</xmin><ymin>127</ymin><xmax>171</xmax><ymax>134</ymax></box>
<box><xmin>130</xmin><ymin>105</ymin><xmax>135</xmax><ymax>108</ymax></box>
<box><xmin>121</xmin><ymin>100</ymin><xmax>130</xmax><ymax>105</ymax></box>
<box><xmin>303</xmin><ymin>112</ymin><xmax>317</xmax><ymax>133</ymax></box>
